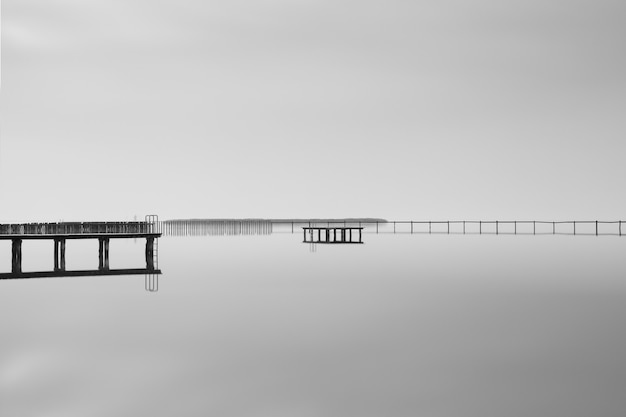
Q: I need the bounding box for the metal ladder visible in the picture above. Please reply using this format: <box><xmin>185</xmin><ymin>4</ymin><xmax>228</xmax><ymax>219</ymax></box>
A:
<box><xmin>145</xmin><ymin>215</ymin><xmax>159</xmax><ymax>292</ymax></box>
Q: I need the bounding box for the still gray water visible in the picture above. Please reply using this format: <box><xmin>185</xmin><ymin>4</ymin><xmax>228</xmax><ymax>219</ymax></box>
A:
<box><xmin>1</xmin><ymin>225</ymin><xmax>625</xmax><ymax>416</ymax></box>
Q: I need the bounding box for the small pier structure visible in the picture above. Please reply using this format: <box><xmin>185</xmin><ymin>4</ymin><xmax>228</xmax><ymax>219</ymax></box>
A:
<box><xmin>303</xmin><ymin>227</ymin><xmax>363</xmax><ymax>244</ymax></box>
<box><xmin>0</xmin><ymin>218</ymin><xmax>161</xmax><ymax>279</ymax></box>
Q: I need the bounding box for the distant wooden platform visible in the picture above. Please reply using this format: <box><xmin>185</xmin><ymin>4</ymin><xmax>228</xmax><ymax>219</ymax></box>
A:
<box><xmin>303</xmin><ymin>227</ymin><xmax>363</xmax><ymax>244</ymax></box>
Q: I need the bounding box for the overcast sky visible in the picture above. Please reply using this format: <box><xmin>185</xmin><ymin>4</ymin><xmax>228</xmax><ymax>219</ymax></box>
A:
<box><xmin>1</xmin><ymin>0</ymin><xmax>625</xmax><ymax>222</ymax></box>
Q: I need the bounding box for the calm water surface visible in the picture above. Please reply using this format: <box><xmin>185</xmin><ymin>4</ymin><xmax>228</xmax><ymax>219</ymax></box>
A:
<box><xmin>1</xmin><ymin>228</ymin><xmax>625</xmax><ymax>416</ymax></box>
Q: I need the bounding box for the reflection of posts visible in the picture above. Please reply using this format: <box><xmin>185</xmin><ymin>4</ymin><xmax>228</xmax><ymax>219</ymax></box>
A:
<box><xmin>145</xmin><ymin>274</ymin><xmax>158</xmax><ymax>292</ymax></box>
<box><xmin>98</xmin><ymin>238</ymin><xmax>110</xmax><ymax>270</ymax></box>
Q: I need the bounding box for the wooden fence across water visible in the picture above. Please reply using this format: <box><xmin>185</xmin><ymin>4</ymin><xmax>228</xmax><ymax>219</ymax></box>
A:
<box><xmin>273</xmin><ymin>220</ymin><xmax>625</xmax><ymax>236</ymax></box>
<box><xmin>162</xmin><ymin>220</ymin><xmax>272</xmax><ymax>236</ymax></box>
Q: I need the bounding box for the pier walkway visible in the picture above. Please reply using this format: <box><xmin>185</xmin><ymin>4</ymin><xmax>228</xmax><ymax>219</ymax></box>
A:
<box><xmin>0</xmin><ymin>220</ymin><xmax>161</xmax><ymax>276</ymax></box>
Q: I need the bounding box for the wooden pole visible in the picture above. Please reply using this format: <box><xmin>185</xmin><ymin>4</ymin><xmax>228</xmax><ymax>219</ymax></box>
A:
<box><xmin>54</xmin><ymin>239</ymin><xmax>60</xmax><ymax>271</ymax></box>
<box><xmin>11</xmin><ymin>239</ymin><xmax>22</xmax><ymax>274</ymax></box>
<box><xmin>429</xmin><ymin>221</ymin><xmax>431</xmax><ymax>234</ymax></box>
<box><xmin>479</xmin><ymin>221</ymin><xmax>482</xmax><ymax>235</ymax></box>
<box><xmin>573</xmin><ymin>221</ymin><xmax>576</xmax><ymax>235</ymax></box>
<box><xmin>98</xmin><ymin>238</ymin><xmax>104</xmax><ymax>270</ymax></box>
<box><xmin>447</xmin><ymin>221</ymin><xmax>450</xmax><ymax>234</ymax></box>
<box><xmin>146</xmin><ymin>237</ymin><xmax>154</xmax><ymax>270</ymax></box>
<box><xmin>463</xmin><ymin>221</ymin><xmax>465</xmax><ymax>234</ymax></box>
<box><xmin>60</xmin><ymin>239</ymin><xmax>66</xmax><ymax>271</ymax></box>
<box><xmin>104</xmin><ymin>238</ymin><xmax>110</xmax><ymax>270</ymax></box>
<box><xmin>496</xmin><ymin>221</ymin><xmax>499</xmax><ymax>235</ymax></box>
<box><xmin>533</xmin><ymin>221</ymin><xmax>536</xmax><ymax>235</ymax></box>
<box><xmin>411</xmin><ymin>221</ymin><xmax>413</xmax><ymax>234</ymax></box>
<box><xmin>596</xmin><ymin>221</ymin><xmax>598</xmax><ymax>236</ymax></box>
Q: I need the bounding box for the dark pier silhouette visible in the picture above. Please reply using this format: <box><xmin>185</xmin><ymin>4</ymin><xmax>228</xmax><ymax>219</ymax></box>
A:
<box><xmin>0</xmin><ymin>218</ymin><xmax>161</xmax><ymax>279</ymax></box>
<box><xmin>303</xmin><ymin>227</ymin><xmax>363</xmax><ymax>244</ymax></box>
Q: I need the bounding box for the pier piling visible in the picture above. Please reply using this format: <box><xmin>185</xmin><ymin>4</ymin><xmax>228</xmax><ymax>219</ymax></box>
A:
<box><xmin>12</xmin><ymin>239</ymin><xmax>22</xmax><ymax>274</ymax></box>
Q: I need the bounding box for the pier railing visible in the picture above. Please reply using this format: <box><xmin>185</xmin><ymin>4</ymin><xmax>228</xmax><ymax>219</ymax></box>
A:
<box><xmin>0</xmin><ymin>222</ymin><xmax>155</xmax><ymax>236</ymax></box>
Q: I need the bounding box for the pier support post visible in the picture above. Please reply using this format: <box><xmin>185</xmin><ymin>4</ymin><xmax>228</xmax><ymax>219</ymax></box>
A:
<box><xmin>145</xmin><ymin>237</ymin><xmax>155</xmax><ymax>271</ymax></box>
<box><xmin>54</xmin><ymin>239</ymin><xmax>60</xmax><ymax>270</ymax></box>
<box><xmin>11</xmin><ymin>239</ymin><xmax>22</xmax><ymax>274</ymax></box>
<box><xmin>99</xmin><ymin>238</ymin><xmax>110</xmax><ymax>270</ymax></box>
<box><xmin>104</xmin><ymin>238</ymin><xmax>110</xmax><ymax>270</ymax></box>
<box><xmin>596</xmin><ymin>221</ymin><xmax>598</xmax><ymax>236</ymax></box>
<box><xmin>60</xmin><ymin>239</ymin><xmax>66</xmax><ymax>271</ymax></box>
<box><xmin>98</xmin><ymin>238</ymin><xmax>104</xmax><ymax>270</ymax></box>
<box><xmin>359</xmin><ymin>228</ymin><xmax>362</xmax><ymax>243</ymax></box>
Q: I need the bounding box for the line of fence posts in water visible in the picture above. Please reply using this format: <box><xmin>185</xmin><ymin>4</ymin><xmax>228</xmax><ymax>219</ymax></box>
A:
<box><xmin>276</xmin><ymin>220</ymin><xmax>624</xmax><ymax>236</ymax></box>
<box><xmin>110</xmin><ymin>219</ymin><xmax>625</xmax><ymax>237</ymax></box>
<box><xmin>161</xmin><ymin>220</ymin><xmax>273</xmax><ymax>236</ymax></box>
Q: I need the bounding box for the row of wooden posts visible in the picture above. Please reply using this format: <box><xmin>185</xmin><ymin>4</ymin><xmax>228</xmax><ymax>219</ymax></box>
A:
<box><xmin>385</xmin><ymin>220</ymin><xmax>624</xmax><ymax>235</ymax></box>
<box><xmin>288</xmin><ymin>221</ymin><xmax>624</xmax><ymax>236</ymax></box>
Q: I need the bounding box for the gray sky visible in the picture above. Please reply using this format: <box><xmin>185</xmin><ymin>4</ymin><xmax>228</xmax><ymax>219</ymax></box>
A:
<box><xmin>1</xmin><ymin>0</ymin><xmax>625</xmax><ymax>222</ymax></box>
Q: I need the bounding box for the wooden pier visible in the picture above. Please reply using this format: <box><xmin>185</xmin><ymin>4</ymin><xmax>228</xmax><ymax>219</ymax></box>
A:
<box><xmin>0</xmin><ymin>221</ymin><xmax>161</xmax><ymax>278</ymax></box>
<box><xmin>303</xmin><ymin>227</ymin><xmax>363</xmax><ymax>244</ymax></box>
